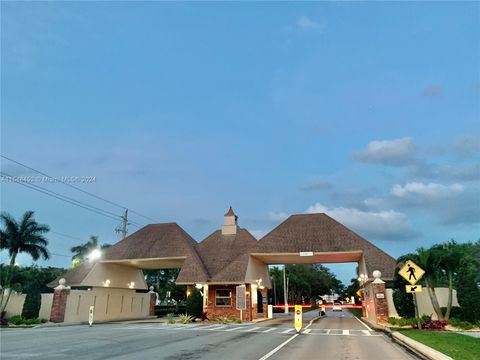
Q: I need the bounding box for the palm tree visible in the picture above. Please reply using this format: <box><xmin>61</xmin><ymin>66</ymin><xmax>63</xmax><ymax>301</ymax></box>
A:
<box><xmin>0</xmin><ymin>211</ymin><xmax>50</xmax><ymax>314</ymax></box>
<box><xmin>398</xmin><ymin>247</ymin><xmax>444</xmax><ymax>320</ymax></box>
<box><xmin>70</xmin><ymin>235</ymin><xmax>111</xmax><ymax>263</ymax></box>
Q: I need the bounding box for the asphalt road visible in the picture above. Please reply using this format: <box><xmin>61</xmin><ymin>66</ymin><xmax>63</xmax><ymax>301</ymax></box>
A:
<box><xmin>1</xmin><ymin>311</ymin><xmax>417</xmax><ymax>360</ymax></box>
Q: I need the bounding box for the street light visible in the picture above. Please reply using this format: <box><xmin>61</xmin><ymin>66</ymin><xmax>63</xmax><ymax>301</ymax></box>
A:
<box><xmin>88</xmin><ymin>249</ymin><xmax>102</xmax><ymax>261</ymax></box>
<box><xmin>357</xmin><ymin>273</ymin><xmax>368</xmax><ymax>285</ymax></box>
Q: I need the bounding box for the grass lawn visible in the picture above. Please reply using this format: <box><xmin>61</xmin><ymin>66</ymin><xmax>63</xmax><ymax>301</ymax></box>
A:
<box><xmin>398</xmin><ymin>329</ymin><xmax>480</xmax><ymax>360</ymax></box>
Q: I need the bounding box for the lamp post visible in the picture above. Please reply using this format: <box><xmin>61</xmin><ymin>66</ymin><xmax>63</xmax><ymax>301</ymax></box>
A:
<box><xmin>283</xmin><ymin>265</ymin><xmax>288</xmax><ymax>314</ymax></box>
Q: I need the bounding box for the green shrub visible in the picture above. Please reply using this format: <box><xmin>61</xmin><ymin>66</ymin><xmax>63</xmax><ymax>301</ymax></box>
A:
<box><xmin>231</xmin><ymin>316</ymin><xmax>242</xmax><ymax>324</ymax></box>
<box><xmin>22</xmin><ymin>291</ymin><xmax>41</xmax><ymax>320</ymax></box>
<box><xmin>186</xmin><ymin>288</ymin><xmax>203</xmax><ymax>319</ymax></box>
<box><xmin>388</xmin><ymin>317</ymin><xmax>416</xmax><ymax>327</ymax></box>
<box><xmin>178</xmin><ymin>313</ymin><xmax>194</xmax><ymax>324</ymax></box>
<box><xmin>166</xmin><ymin>313</ymin><xmax>176</xmax><ymax>324</ymax></box>
<box><xmin>7</xmin><ymin>315</ymin><xmax>24</xmax><ymax>325</ymax></box>
<box><xmin>448</xmin><ymin>318</ymin><xmax>475</xmax><ymax>330</ymax></box>
<box><xmin>214</xmin><ymin>315</ymin><xmax>230</xmax><ymax>324</ymax></box>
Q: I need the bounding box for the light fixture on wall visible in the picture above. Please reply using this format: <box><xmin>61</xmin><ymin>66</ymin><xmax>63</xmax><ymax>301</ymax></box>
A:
<box><xmin>358</xmin><ymin>274</ymin><xmax>368</xmax><ymax>285</ymax></box>
<box><xmin>103</xmin><ymin>279</ymin><xmax>111</xmax><ymax>287</ymax></box>
<box><xmin>128</xmin><ymin>281</ymin><xmax>135</xmax><ymax>289</ymax></box>
<box><xmin>195</xmin><ymin>283</ymin><xmax>203</xmax><ymax>290</ymax></box>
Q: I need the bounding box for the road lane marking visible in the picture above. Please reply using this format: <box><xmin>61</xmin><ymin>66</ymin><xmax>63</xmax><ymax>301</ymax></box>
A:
<box><xmin>281</xmin><ymin>329</ymin><xmax>294</xmax><ymax>334</ymax></box>
<box><xmin>206</xmin><ymin>326</ymin><xmax>227</xmax><ymax>331</ymax></box>
<box><xmin>224</xmin><ymin>327</ymin><xmax>245</xmax><ymax>332</ymax></box>
<box><xmin>302</xmin><ymin>329</ymin><xmax>311</xmax><ymax>334</ymax></box>
<box><xmin>362</xmin><ymin>330</ymin><xmax>372</xmax><ymax>336</ymax></box>
<box><xmin>354</xmin><ymin>316</ymin><xmax>373</xmax><ymax>331</ymax></box>
<box><xmin>257</xmin><ymin>316</ymin><xmax>319</xmax><ymax>360</ymax></box>
<box><xmin>261</xmin><ymin>328</ymin><xmax>275</xmax><ymax>333</ymax></box>
<box><xmin>246</xmin><ymin>327</ymin><xmax>262</xmax><ymax>332</ymax></box>
<box><xmin>342</xmin><ymin>330</ymin><xmax>349</xmax><ymax>335</ymax></box>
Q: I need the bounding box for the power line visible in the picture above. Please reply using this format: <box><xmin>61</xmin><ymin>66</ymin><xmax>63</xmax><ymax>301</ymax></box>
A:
<box><xmin>1</xmin><ymin>154</ymin><xmax>159</xmax><ymax>223</ymax></box>
<box><xmin>50</xmin><ymin>231</ymin><xmax>84</xmax><ymax>242</ymax></box>
<box><xmin>1</xmin><ymin>171</ymin><xmax>141</xmax><ymax>227</ymax></box>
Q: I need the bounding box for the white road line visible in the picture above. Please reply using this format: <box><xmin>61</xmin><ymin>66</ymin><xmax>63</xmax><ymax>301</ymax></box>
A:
<box><xmin>245</xmin><ymin>327</ymin><xmax>262</xmax><ymax>332</ymax></box>
<box><xmin>326</xmin><ymin>329</ymin><xmax>331</xmax><ymax>334</ymax></box>
<box><xmin>342</xmin><ymin>330</ymin><xmax>349</xmax><ymax>336</ymax></box>
<box><xmin>354</xmin><ymin>316</ymin><xmax>373</xmax><ymax>331</ymax></box>
<box><xmin>261</xmin><ymin>328</ymin><xmax>275</xmax><ymax>333</ymax></box>
<box><xmin>205</xmin><ymin>326</ymin><xmax>227</xmax><ymax>331</ymax></box>
<box><xmin>281</xmin><ymin>329</ymin><xmax>294</xmax><ymax>334</ymax></box>
<box><xmin>362</xmin><ymin>330</ymin><xmax>372</xmax><ymax>336</ymax></box>
<box><xmin>257</xmin><ymin>334</ymin><xmax>299</xmax><ymax>360</ymax></box>
<box><xmin>302</xmin><ymin>329</ymin><xmax>311</xmax><ymax>334</ymax></box>
<box><xmin>224</xmin><ymin>327</ymin><xmax>245</xmax><ymax>332</ymax></box>
<box><xmin>196</xmin><ymin>325</ymin><xmax>221</xmax><ymax>330</ymax></box>
<box><xmin>257</xmin><ymin>316</ymin><xmax>319</xmax><ymax>360</ymax></box>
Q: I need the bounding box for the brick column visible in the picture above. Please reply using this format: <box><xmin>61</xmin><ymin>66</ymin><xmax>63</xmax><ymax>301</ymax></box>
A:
<box><xmin>372</xmin><ymin>282</ymin><xmax>388</xmax><ymax>323</ymax></box>
<box><xmin>148</xmin><ymin>286</ymin><xmax>157</xmax><ymax>316</ymax></box>
<box><xmin>50</xmin><ymin>279</ymin><xmax>70</xmax><ymax>323</ymax></box>
<box><xmin>262</xmin><ymin>288</ymin><xmax>268</xmax><ymax>319</ymax></box>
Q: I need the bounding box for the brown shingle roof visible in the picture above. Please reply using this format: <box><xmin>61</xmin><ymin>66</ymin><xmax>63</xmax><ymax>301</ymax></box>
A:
<box><xmin>102</xmin><ymin>223</ymin><xmax>197</xmax><ymax>260</ymax></box>
<box><xmin>47</xmin><ymin>261</ymin><xmax>95</xmax><ymax>288</ymax></box>
<box><xmin>194</xmin><ymin>229</ymin><xmax>258</xmax><ymax>281</ymax></box>
<box><xmin>256</xmin><ymin>213</ymin><xmax>397</xmax><ymax>279</ymax></box>
<box><xmin>224</xmin><ymin>207</ymin><xmax>236</xmax><ymax>216</ymax></box>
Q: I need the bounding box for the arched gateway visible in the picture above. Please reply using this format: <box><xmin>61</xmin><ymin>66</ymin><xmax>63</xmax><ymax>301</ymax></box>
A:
<box><xmin>50</xmin><ymin>208</ymin><xmax>396</xmax><ymax>324</ymax></box>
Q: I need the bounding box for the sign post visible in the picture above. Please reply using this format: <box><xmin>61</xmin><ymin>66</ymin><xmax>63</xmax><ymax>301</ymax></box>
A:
<box><xmin>399</xmin><ymin>260</ymin><xmax>425</xmax><ymax>330</ymax></box>
<box><xmin>236</xmin><ymin>285</ymin><xmax>246</xmax><ymax>321</ymax></box>
<box><xmin>294</xmin><ymin>305</ymin><xmax>302</xmax><ymax>333</ymax></box>
<box><xmin>88</xmin><ymin>306</ymin><xmax>94</xmax><ymax>327</ymax></box>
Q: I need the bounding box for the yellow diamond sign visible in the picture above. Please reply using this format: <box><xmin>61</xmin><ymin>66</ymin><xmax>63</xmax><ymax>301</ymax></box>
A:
<box><xmin>406</xmin><ymin>285</ymin><xmax>423</xmax><ymax>293</ymax></box>
<box><xmin>399</xmin><ymin>260</ymin><xmax>425</xmax><ymax>285</ymax></box>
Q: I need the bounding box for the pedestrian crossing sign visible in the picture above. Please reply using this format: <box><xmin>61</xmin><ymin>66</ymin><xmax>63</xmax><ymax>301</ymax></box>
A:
<box><xmin>405</xmin><ymin>285</ymin><xmax>422</xmax><ymax>293</ymax></box>
<box><xmin>398</xmin><ymin>260</ymin><xmax>425</xmax><ymax>285</ymax></box>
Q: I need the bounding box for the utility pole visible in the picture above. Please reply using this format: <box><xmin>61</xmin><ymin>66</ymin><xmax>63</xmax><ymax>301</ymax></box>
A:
<box><xmin>115</xmin><ymin>209</ymin><xmax>129</xmax><ymax>239</ymax></box>
<box><xmin>283</xmin><ymin>265</ymin><xmax>288</xmax><ymax>314</ymax></box>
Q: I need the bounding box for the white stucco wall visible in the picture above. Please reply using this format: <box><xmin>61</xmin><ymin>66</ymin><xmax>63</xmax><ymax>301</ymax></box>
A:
<box><xmin>38</xmin><ymin>293</ymin><xmax>53</xmax><ymax>320</ymax></box>
<box><xmin>63</xmin><ymin>288</ymin><xmax>151</xmax><ymax>323</ymax></box>
<box><xmin>387</xmin><ymin>287</ymin><xmax>459</xmax><ymax>320</ymax></box>
<box><xmin>81</xmin><ymin>262</ymin><xmax>148</xmax><ymax>289</ymax></box>
<box><xmin>4</xmin><ymin>293</ymin><xmax>26</xmax><ymax>318</ymax></box>
<box><xmin>245</xmin><ymin>257</ymin><xmax>272</xmax><ymax>288</ymax></box>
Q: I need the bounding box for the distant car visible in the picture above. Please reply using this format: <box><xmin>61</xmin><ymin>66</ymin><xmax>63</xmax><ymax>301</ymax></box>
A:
<box><xmin>332</xmin><ymin>301</ymin><xmax>342</xmax><ymax>312</ymax></box>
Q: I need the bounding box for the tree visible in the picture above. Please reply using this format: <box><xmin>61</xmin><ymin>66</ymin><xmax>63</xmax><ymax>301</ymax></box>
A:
<box><xmin>455</xmin><ymin>241</ymin><xmax>480</xmax><ymax>323</ymax></box>
<box><xmin>186</xmin><ymin>288</ymin><xmax>203</xmax><ymax>319</ymax></box>
<box><xmin>70</xmin><ymin>235</ymin><xmax>111</xmax><ymax>266</ymax></box>
<box><xmin>0</xmin><ymin>211</ymin><xmax>50</xmax><ymax>315</ymax></box>
<box><xmin>398</xmin><ymin>247</ymin><xmax>444</xmax><ymax>320</ymax></box>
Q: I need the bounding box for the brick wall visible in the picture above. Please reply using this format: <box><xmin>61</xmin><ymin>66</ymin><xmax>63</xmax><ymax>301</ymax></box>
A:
<box><xmin>372</xmin><ymin>282</ymin><xmax>388</xmax><ymax>323</ymax></box>
<box><xmin>149</xmin><ymin>292</ymin><xmax>156</xmax><ymax>316</ymax></box>
<box><xmin>205</xmin><ymin>284</ymin><xmax>258</xmax><ymax>321</ymax></box>
<box><xmin>49</xmin><ymin>289</ymin><xmax>70</xmax><ymax>323</ymax></box>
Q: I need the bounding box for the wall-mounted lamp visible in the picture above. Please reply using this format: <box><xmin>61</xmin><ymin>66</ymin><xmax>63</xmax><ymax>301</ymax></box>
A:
<box><xmin>128</xmin><ymin>281</ymin><xmax>135</xmax><ymax>289</ymax></box>
<box><xmin>358</xmin><ymin>274</ymin><xmax>368</xmax><ymax>285</ymax></box>
<box><xmin>103</xmin><ymin>279</ymin><xmax>111</xmax><ymax>287</ymax></box>
<box><xmin>195</xmin><ymin>283</ymin><xmax>203</xmax><ymax>290</ymax></box>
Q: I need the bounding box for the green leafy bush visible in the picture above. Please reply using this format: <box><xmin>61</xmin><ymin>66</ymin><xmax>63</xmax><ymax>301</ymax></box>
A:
<box><xmin>178</xmin><ymin>313</ymin><xmax>195</xmax><ymax>324</ymax></box>
<box><xmin>186</xmin><ymin>288</ymin><xmax>203</xmax><ymax>319</ymax></box>
<box><xmin>22</xmin><ymin>291</ymin><xmax>41</xmax><ymax>320</ymax></box>
<box><xmin>230</xmin><ymin>316</ymin><xmax>242</xmax><ymax>324</ymax></box>
<box><xmin>388</xmin><ymin>317</ymin><xmax>416</xmax><ymax>327</ymax></box>
<box><xmin>166</xmin><ymin>313</ymin><xmax>176</xmax><ymax>324</ymax></box>
<box><xmin>214</xmin><ymin>315</ymin><xmax>230</xmax><ymax>324</ymax></box>
<box><xmin>7</xmin><ymin>315</ymin><xmax>24</xmax><ymax>325</ymax></box>
<box><xmin>448</xmin><ymin>318</ymin><xmax>475</xmax><ymax>330</ymax></box>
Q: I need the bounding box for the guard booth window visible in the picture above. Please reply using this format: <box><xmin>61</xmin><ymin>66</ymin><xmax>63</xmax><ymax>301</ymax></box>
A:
<box><xmin>215</xmin><ymin>289</ymin><xmax>232</xmax><ymax>307</ymax></box>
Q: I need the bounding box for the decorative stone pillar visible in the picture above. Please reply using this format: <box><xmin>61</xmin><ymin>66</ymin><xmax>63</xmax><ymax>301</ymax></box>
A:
<box><xmin>50</xmin><ymin>279</ymin><xmax>70</xmax><ymax>323</ymax></box>
<box><xmin>371</xmin><ymin>270</ymin><xmax>388</xmax><ymax>324</ymax></box>
<box><xmin>262</xmin><ymin>288</ymin><xmax>268</xmax><ymax>319</ymax></box>
<box><xmin>148</xmin><ymin>286</ymin><xmax>156</xmax><ymax>316</ymax></box>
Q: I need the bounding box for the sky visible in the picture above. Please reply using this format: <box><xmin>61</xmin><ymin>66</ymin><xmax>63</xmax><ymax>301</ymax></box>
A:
<box><xmin>1</xmin><ymin>2</ymin><xmax>479</xmax><ymax>285</ymax></box>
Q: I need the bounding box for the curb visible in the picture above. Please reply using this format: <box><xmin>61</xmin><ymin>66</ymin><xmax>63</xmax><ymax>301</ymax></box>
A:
<box><xmin>360</xmin><ymin>317</ymin><xmax>391</xmax><ymax>333</ymax></box>
<box><xmin>391</xmin><ymin>332</ymin><xmax>453</xmax><ymax>360</ymax></box>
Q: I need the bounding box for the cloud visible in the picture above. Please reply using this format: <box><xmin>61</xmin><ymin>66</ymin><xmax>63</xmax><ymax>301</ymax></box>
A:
<box><xmin>299</xmin><ymin>180</ymin><xmax>333</xmax><ymax>191</ymax></box>
<box><xmin>411</xmin><ymin>162</ymin><xmax>480</xmax><ymax>182</ymax></box>
<box><xmin>429</xmin><ymin>134</ymin><xmax>480</xmax><ymax>159</ymax></box>
<box><xmin>268</xmin><ymin>211</ymin><xmax>290</xmax><ymax>222</ymax></box>
<box><xmin>422</xmin><ymin>84</ymin><xmax>444</xmax><ymax>97</ymax></box>
<box><xmin>305</xmin><ymin>203</ymin><xmax>419</xmax><ymax>241</ymax></box>
<box><xmin>392</xmin><ymin>182</ymin><xmax>464</xmax><ymax>200</ymax></box>
<box><xmin>297</xmin><ymin>16</ymin><xmax>326</xmax><ymax>32</ymax></box>
<box><xmin>353</xmin><ymin>137</ymin><xmax>416</xmax><ymax>166</ymax></box>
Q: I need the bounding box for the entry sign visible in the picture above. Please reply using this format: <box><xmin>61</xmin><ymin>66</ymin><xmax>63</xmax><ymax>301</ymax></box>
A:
<box><xmin>398</xmin><ymin>260</ymin><xmax>425</xmax><ymax>285</ymax></box>
<box><xmin>88</xmin><ymin>306</ymin><xmax>94</xmax><ymax>327</ymax></box>
<box><xmin>406</xmin><ymin>285</ymin><xmax>423</xmax><ymax>293</ymax></box>
<box><xmin>236</xmin><ymin>285</ymin><xmax>246</xmax><ymax>310</ymax></box>
<box><xmin>294</xmin><ymin>305</ymin><xmax>302</xmax><ymax>333</ymax></box>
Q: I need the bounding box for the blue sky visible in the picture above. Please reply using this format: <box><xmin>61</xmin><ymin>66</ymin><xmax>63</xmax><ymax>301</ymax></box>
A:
<box><xmin>1</xmin><ymin>2</ymin><xmax>479</xmax><ymax>284</ymax></box>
